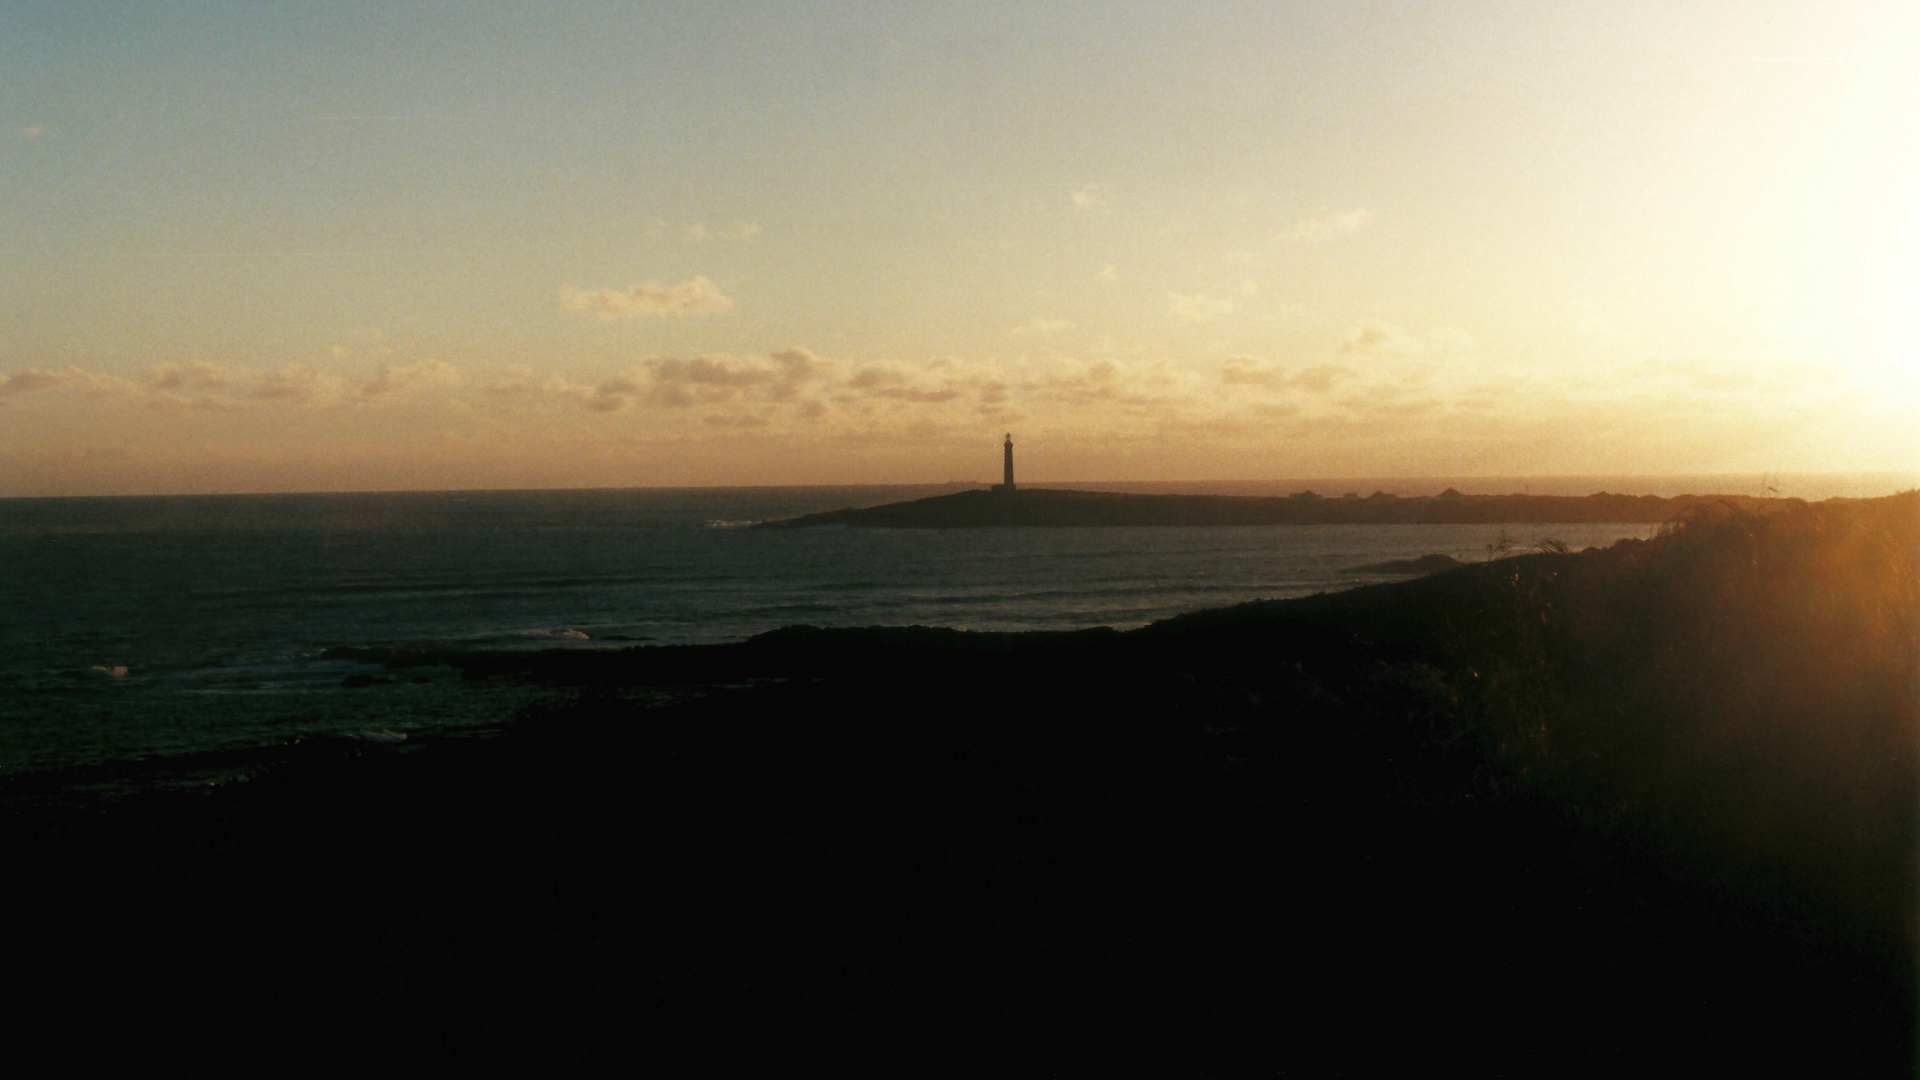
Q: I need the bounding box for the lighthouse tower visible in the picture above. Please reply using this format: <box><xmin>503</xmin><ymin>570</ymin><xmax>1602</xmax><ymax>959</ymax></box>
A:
<box><xmin>997</xmin><ymin>434</ymin><xmax>1016</xmax><ymax>492</ymax></box>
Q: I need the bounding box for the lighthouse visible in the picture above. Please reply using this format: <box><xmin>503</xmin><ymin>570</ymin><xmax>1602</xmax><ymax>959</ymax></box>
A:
<box><xmin>998</xmin><ymin>434</ymin><xmax>1016</xmax><ymax>492</ymax></box>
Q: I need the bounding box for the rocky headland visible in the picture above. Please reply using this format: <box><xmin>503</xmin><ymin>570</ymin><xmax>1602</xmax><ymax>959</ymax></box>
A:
<box><xmin>762</xmin><ymin>485</ymin><xmax>1782</xmax><ymax>527</ymax></box>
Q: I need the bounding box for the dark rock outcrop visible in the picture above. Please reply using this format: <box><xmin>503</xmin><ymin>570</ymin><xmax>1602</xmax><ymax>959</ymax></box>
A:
<box><xmin>1341</xmin><ymin>552</ymin><xmax>1464</xmax><ymax>574</ymax></box>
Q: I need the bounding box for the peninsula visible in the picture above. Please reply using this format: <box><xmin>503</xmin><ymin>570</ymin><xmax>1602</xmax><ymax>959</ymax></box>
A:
<box><xmin>763</xmin><ymin>486</ymin><xmax>1777</xmax><ymax>528</ymax></box>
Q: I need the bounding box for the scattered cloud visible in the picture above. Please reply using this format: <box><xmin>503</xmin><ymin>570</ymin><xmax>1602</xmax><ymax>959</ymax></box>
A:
<box><xmin>147</xmin><ymin>361</ymin><xmax>232</xmax><ymax>391</ymax></box>
<box><xmin>356</xmin><ymin>360</ymin><xmax>458</xmax><ymax>400</ymax></box>
<box><xmin>21</xmin><ymin>124</ymin><xmax>50</xmax><ymax>138</ymax></box>
<box><xmin>1217</xmin><ymin>359</ymin><xmax>1275</xmax><ymax>386</ymax></box>
<box><xmin>1219</xmin><ymin>358</ymin><xmax>1356</xmax><ymax>393</ymax></box>
<box><xmin>10</xmin><ymin>359</ymin><xmax>470</xmax><ymax>412</ymax></box>
<box><xmin>1012</xmin><ymin>318</ymin><xmax>1076</xmax><ymax>336</ymax></box>
<box><xmin>1276</xmin><ymin>208</ymin><xmax>1372</xmax><ymax>245</ymax></box>
<box><xmin>0</xmin><ymin>369</ymin><xmax>61</xmax><ymax>394</ymax></box>
<box><xmin>1240</xmin><ymin>279</ymin><xmax>1259</xmax><ymax>296</ymax></box>
<box><xmin>3</xmin><ymin>336</ymin><xmax>1883</xmax><ymax>491</ymax></box>
<box><xmin>66</xmin><ymin>368</ymin><xmax>138</xmax><ymax>399</ymax></box>
<box><xmin>559</xmin><ymin>276</ymin><xmax>733</xmax><ymax>319</ymax></box>
<box><xmin>476</xmin><ymin>350</ymin><xmax>824</xmax><ymax>415</ymax></box>
<box><xmin>139</xmin><ymin>362</ymin><xmax>238</xmax><ymax>411</ymax></box>
<box><xmin>845</xmin><ymin>365</ymin><xmax>962</xmax><ymax>403</ymax></box>
<box><xmin>1097</xmin><ymin>264</ymin><xmax>1118</xmax><ymax>283</ymax></box>
<box><xmin>250</xmin><ymin>365</ymin><xmax>326</xmax><ymax>403</ymax></box>
<box><xmin>478</xmin><ymin>366</ymin><xmax>600</xmax><ymax>411</ymax></box>
<box><xmin>585</xmin><ymin>375</ymin><xmax>644</xmax><ymax>412</ymax></box>
<box><xmin>1169</xmin><ymin>293</ymin><xmax>1235</xmax><ymax>322</ymax></box>
<box><xmin>1337</xmin><ymin>319</ymin><xmax>1423</xmax><ymax>357</ymax></box>
<box><xmin>1290</xmin><ymin>364</ymin><xmax>1357</xmax><ymax>393</ymax></box>
<box><xmin>148</xmin><ymin>391</ymin><xmax>240</xmax><ymax>413</ymax></box>
<box><xmin>1070</xmin><ymin>185</ymin><xmax>1108</xmax><ymax>211</ymax></box>
<box><xmin>649</xmin><ymin>348</ymin><xmax>820</xmax><ymax>407</ymax></box>
<box><xmin>702</xmin><ymin>412</ymin><xmax>770</xmax><ymax>427</ymax></box>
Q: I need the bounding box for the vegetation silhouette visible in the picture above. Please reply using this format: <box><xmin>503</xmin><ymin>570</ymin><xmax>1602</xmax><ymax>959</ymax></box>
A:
<box><xmin>3</xmin><ymin>493</ymin><xmax>1912</xmax><ymax>1073</ymax></box>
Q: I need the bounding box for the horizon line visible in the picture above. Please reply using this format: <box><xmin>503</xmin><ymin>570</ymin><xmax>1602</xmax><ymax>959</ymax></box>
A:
<box><xmin>4</xmin><ymin>471</ymin><xmax>1916</xmax><ymax>502</ymax></box>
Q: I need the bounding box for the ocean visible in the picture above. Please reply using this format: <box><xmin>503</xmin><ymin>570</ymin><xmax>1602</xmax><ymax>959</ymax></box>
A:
<box><xmin>1</xmin><ymin>477</ymin><xmax>1904</xmax><ymax>776</ymax></box>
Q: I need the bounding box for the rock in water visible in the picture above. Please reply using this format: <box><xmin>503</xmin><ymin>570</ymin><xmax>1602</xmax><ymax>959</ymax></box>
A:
<box><xmin>1341</xmin><ymin>553</ymin><xmax>1463</xmax><ymax>575</ymax></box>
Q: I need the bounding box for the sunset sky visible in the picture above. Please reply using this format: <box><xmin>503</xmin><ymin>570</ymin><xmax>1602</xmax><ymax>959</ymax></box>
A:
<box><xmin>3</xmin><ymin>2</ymin><xmax>1916</xmax><ymax>495</ymax></box>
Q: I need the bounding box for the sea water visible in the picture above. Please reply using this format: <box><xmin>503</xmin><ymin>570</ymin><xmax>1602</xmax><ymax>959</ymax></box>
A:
<box><xmin>1</xmin><ymin>480</ymin><xmax>1890</xmax><ymax>775</ymax></box>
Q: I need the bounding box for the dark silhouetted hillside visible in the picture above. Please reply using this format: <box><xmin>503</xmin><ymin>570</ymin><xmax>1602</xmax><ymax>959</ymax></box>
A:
<box><xmin>4</xmin><ymin>492</ymin><xmax>1912</xmax><ymax>1074</ymax></box>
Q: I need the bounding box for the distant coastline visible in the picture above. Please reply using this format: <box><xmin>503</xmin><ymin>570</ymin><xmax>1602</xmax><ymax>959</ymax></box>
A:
<box><xmin>763</xmin><ymin>486</ymin><xmax>1798</xmax><ymax>528</ymax></box>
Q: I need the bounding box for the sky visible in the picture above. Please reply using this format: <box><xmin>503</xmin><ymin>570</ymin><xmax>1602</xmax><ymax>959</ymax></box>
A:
<box><xmin>2</xmin><ymin>1</ymin><xmax>1916</xmax><ymax>495</ymax></box>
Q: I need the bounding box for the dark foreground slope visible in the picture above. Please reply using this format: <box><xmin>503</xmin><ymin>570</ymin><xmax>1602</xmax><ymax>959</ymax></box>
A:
<box><xmin>764</xmin><ymin>485</ymin><xmax>1776</xmax><ymax>527</ymax></box>
<box><xmin>3</xmin><ymin>494</ymin><xmax>1913</xmax><ymax>1074</ymax></box>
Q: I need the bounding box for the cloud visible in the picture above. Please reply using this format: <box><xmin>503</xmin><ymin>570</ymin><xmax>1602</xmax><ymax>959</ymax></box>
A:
<box><xmin>1276</xmin><ymin>208</ymin><xmax>1372</xmax><ymax>245</ymax></box>
<box><xmin>655</xmin><ymin>356</ymin><xmax>775</xmax><ymax>389</ymax></box>
<box><xmin>702</xmin><ymin>412</ymin><xmax>770</xmax><ymax>427</ymax></box>
<box><xmin>475</xmin><ymin>367</ymin><xmax>602</xmax><ymax>415</ymax></box>
<box><xmin>250</xmin><ymin>365</ymin><xmax>326</xmax><ymax>403</ymax></box>
<box><xmin>475</xmin><ymin>346</ymin><xmax>1344</xmax><ymax>437</ymax></box>
<box><xmin>21</xmin><ymin>124</ymin><xmax>50</xmax><ymax>138</ymax></box>
<box><xmin>1337</xmin><ymin>320</ymin><xmax>1423</xmax><ymax>357</ymax></box>
<box><xmin>559</xmin><ymin>276</ymin><xmax>733</xmax><ymax>319</ymax></box>
<box><xmin>1218</xmin><ymin>359</ymin><xmax>1279</xmax><ymax>386</ymax></box>
<box><xmin>1219</xmin><ymin>358</ymin><xmax>1356</xmax><ymax>393</ymax></box>
<box><xmin>139</xmin><ymin>362</ymin><xmax>239</xmax><ymax>411</ymax></box>
<box><xmin>1070</xmin><ymin>185</ymin><xmax>1107</xmax><ymax>211</ymax></box>
<box><xmin>478</xmin><ymin>350</ymin><xmax>823</xmax><ymax>415</ymax></box>
<box><xmin>1097</xmin><ymin>264</ymin><xmax>1118</xmax><ymax>283</ymax></box>
<box><xmin>1288</xmin><ymin>364</ymin><xmax>1357</xmax><ymax>393</ymax></box>
<box><xmin>768</xmin><ymin>347</ymin><xmax>817</xmax><ymax>376</ymax></box>
<box><xmin>1011</xmin><ymin>318</ymin><xmax>1076</xmax><ymax>336</ymax></box>
<box><xmin>148</xmin><ymin>391</ymin><xmax>240</xmax><ymax>413</ymax></box>
<box><xmin>1169</xmin><ymin>293</ymin><xmax>1235</xmax><ymax>322</ymax></box>
<box><xmin>585</xmin><ymin>376</ymin><xmax>644</xmax><ymax>412</ymax></box>
<box><xmin>649</xmin><ymin>348</ymin><xmax>820</xmax><ymax>407</ymax></box>
<box><xmin>0</xmin><ymin>369</ymin><xmax>61</xmax><ymax>394</ymax></box>
<box><xmin>147</xmin><ymin>361</ymin><xmax>232</xmax><ymax>391</ymax></box>
<box><xmin>67</xmin><ymin>368</ymin><xmax>140</xmax><ymax>398</ymax></box>
<box><xmin>844</xmin><ymin>365</ymin><xmax>962</xmax><ymax>403</ymax></box>
<box><xmin>356</xmin><ymin>360</ymin><xmax>458</xmax><ymax>401</ymax></box>
<box><xmin>0</xmin><ymin>365</ymin><xmax>132</xmax><ymax>402</ymax></box>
